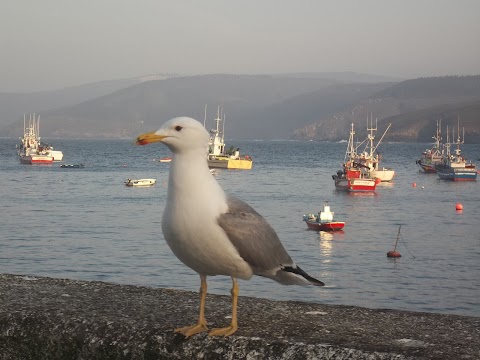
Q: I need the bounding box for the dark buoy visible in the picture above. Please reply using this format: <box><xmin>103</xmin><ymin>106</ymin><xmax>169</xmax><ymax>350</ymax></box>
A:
<box><xmin>387</xmin><ymin>225</ymin><xmax>402</xmax><ymax>258</ymax></box>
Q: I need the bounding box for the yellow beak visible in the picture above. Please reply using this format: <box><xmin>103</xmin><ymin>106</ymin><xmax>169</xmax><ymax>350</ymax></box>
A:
<box><xmin>135</xmin><ymin>131</ymin><xmax>167</xmax><ymax>146</ymax></box>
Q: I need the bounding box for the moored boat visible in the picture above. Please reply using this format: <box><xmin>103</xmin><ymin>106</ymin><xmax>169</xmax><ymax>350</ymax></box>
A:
<box><xmin>416</xmin><ymin>120</ymin><xmax>444</xmax><ymax>173</ymax></box>
<box><xmin>159</xmin><ymin>157</ymin><xmax>172</xmax><ymax>163</ymax></box>
<box><xmin>332</xmin><ymin>123</ymin><xmax>379</xmax><ymax>192</ymax></box>
<box><xmin>303</xmin><ymin>202</ymin><xmax>345</xmax><ymax>231</ymax></box>
<box><xmin>355</xmin><ymin>117</ymin><xmax>395</xmax><ymax>182</ymax></box>
<box><xmin>125</xmin><ymin>178</ymin><xmax>157</xmax><ymax>187</ymax></box>
<box><xmin>18</xmin><ymin>114</ymin><xmax>55</xmax><ymax>164</ymax></box>
<box><xmin>206</xmin><ymin>106</ymin><xmax>253</xmax><ymax>170</ymax></box>
<box><xmin>436</xmin><ymin>121</ymin><xmax>477</xmax><ymax>181</ymax></box>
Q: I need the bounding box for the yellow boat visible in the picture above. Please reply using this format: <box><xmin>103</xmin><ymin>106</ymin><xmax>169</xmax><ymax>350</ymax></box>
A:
<box><xmin>206</xmin><ymin>106</ymin><xmax>253</xmax><ymax>170</ymax></box>
<box><xmin>207</xmin><ymin>154</ymin><xmax>253</xmax><ymax>170</ymax></box>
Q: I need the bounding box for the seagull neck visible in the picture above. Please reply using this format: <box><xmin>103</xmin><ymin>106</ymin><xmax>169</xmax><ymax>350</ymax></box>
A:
<box><xmin>166</xmin><ymin>151</ymin><xmax>226</xmax><ymax>212</ymax></box>
<box><xmin>168</xmin><ymin>152</ymin><xmax>215</xmax><ymax>189</ymax></box>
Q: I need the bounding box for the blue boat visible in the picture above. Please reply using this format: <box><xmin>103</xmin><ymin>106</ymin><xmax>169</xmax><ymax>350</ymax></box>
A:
<box><xmin>436</xmin><ymin>122</ymin><xmax>477</xmax><ymax>181</ymax></box>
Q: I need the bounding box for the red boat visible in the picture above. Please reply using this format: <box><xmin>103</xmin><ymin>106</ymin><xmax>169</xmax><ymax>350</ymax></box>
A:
<box><xmin>303</xmin><ymin>202</ymin><xmax>345</xmax><ymax>231</ymax></box>
<box><xmin>332</xmin><ymin>123</ymin><xmax>379</xmax><ymax>192</ymax></box>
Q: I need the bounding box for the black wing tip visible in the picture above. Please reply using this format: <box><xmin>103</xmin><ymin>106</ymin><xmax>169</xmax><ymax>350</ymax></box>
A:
<box><xmin>283</xmin><ymin>265</ymin><xmax>325</xmax><ymax>287</ymax></box>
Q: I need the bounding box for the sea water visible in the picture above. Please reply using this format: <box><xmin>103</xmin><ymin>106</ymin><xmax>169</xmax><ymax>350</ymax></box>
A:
<box><xmin>0</xmin><ymin>138</ymin><xmax>479</xmax><ymax>317</ymax></box>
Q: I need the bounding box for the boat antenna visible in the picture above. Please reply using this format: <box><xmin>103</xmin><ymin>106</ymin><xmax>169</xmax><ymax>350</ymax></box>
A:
<box><xmin>222</xmin><ymin>113</ymin><xmax>225</xmax><ymax>143</ymax></box>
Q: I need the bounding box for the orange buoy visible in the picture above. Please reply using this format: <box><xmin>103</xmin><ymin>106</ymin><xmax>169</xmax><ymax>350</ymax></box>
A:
<box><xmin>455</xmin><ymin>203</ymin><xmax>463</xmax><ymax>211</ymax></box>
<box><xmin>412</xmin><ymin>182</ymin><xmax>416</xmax><ymax>188</ymax></box>
<box><xmin>387</xmin><ymin>251</ymin><xmax>401</xmax><ymax>258</ymax></box>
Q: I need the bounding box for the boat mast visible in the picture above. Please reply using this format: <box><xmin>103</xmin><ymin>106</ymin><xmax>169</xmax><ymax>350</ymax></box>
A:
<box><xmin>366</xmin><ymin>114</ymin><xmax>376</xmax><ymax>158</ymax></box>
<box><xmin>345</xmin><ymin>123</ymin><xmax>356</xmax><ymax>163</ymax></box>
<box><xmin>454</xmin><ymin>116</ymin><xmax>463</xmax><ymax>157</ymax></box>
<box><xmin>444</xmin><ymin>125</ymin><xmax>451</xmax><ymax>158</ymax></box>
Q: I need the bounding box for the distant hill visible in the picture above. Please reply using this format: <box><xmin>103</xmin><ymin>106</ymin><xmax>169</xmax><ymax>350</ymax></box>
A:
<box><xmin>2</xmin><ymin>73</ymin><xmax>479</xmax><ymax>142</ymax></box>
<box><xmin>292</xmin><ymin>75</ymin><xmax>480</xmax><ymax>143</ymax></box>
<box><xmin>0</xmin><ymin>73</ymin><xmax>395</xmax><ymax>139</ymax></box>
<box><xmin>0</xmin><ymin>73</ymin><xmax>181</xmax><ymax>129</ymax></box>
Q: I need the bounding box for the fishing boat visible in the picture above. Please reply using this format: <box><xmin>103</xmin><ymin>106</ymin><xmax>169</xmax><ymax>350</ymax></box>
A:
<box><xmin>416</xmin><ymin>120</ymin><xmax>444</xmax><ymax>173</ymax></box>
<box><xmin>332</xmin><ymin>123</ymin><xmax>380</xmax><ymax>192</ymax></box>
<box><xmin>18</xmin><ymin>114</ymin><xmax>54</xmax><ymax>164</ymax></box>
<box><xmin>355</xmin><ymin>117</ymin><xmax>395</xmax><ymax>182</ymax></box>
<box><xmin>436</xmin><ymin>121</ymin><xmax>477</xmax><ymax>181</ymax></box>
<box><xmin>125</xmin><ymin>178</ymin><xmax>157</xmax><ymax>187</ymax></box>
<box><xmin>206</xmin><ymin>106</ymin><xmax>253</xmax><ymax>170</ymax></box>
<box><xmin>303</xmin><ymin>202</ymin><xmax>345</xmax><ymax>231</ymax></box>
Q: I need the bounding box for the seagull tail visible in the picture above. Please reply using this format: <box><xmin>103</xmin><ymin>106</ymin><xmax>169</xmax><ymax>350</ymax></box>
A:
<box><xmin>273</xmin><ymin>265</ymin><xmax>325</xmax><ymax>286</ymax></box>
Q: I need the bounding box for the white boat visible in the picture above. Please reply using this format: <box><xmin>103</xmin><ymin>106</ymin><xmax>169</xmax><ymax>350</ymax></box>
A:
<box><xmin>18</xmin><ymin>114</ymin><xmax>54</xmax><ymax>164</ymax></box>
<box><xmin>205</xmin><ymin>106</ymin><xmax>253</xmax><ymax>170</ymax></box>
<box><xmin>436</xmin><ymin>121</ymin><xmax>477</xmax><ymax>181</ymax></box>
<box><xmin>355</xmin><ymin>117</ymin><xmax>395</xmax><ymax>182</ymax></box>
<box><xmin>125</xmin><ymin>178</ymin><xmax>157</xmax><ymax>187</ymax></box>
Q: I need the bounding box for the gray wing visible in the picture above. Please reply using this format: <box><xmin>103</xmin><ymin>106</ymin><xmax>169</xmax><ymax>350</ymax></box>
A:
<box><xmin>217</xmin><ymin>196</ymin><xmax>294</xmax><ymax>273</ymax></box>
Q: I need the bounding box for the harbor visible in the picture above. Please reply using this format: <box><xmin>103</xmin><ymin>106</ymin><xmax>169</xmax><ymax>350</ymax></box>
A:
<box><xmin>0</xmin><ymin>138</ymin><xmax>479</xmax><ymax>318</ymax></box>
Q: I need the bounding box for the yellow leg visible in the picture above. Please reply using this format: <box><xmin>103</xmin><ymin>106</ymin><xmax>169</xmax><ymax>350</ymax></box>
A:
<box><xmin>209</xmin><ymin>277</ymin><xmax>239</xmax><ymax>337</ymax></box>
<box><xmin>174</xmin><ymin>274</ymin><xmax>209</xmax><ymax>337</ymax></box>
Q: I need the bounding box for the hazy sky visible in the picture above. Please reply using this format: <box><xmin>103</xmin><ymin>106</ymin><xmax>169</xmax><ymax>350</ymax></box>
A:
<box><xmin>2</xmin><ymin>0</ymin><xmax>480</xmax><ymax>92</ymax></box>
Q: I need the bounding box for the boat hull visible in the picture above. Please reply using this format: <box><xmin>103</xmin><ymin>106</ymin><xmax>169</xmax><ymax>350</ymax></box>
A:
<box><xmin>334</xmin><ymin>177</ymin><xmax>378</xmax><ymax>191</ymax></box>
<box><xmin>417</xmin><ymin>161</ymin><xmax>437</xmax><ymax>173</ymax></box>
<box><xmin>305</xmin><ymin>220</ymin><xmax>345</xmax><ymax>231</ymax></box>
<box><xmin>48</xmin><ymin>150</ymin><xmax>64</xmax><ymax>161</ymax></box>
<box><xmin>19</xmin><ymin>154</ymin><xmax>54</xmax><ymax>164</ymax></box>
<box><xmin>437</xmin><ymin>167</ymin><xmax>477</xmax><ymax>181</ymax></box>
<box><xmin>370</xmin><ymin>169</ymin><xmax>395</xmax><ymax>182</ymax></box>
<box><xmin>208</xmin><ymin>157</ymin><xmax>253</xmax><ymax>170</ymax></box>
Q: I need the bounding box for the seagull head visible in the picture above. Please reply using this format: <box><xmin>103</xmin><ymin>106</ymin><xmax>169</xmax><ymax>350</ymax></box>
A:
<box><xmin>136</xmin><ymin>117</ymin><xmax>210</xmax><ymax>154</ymax></box>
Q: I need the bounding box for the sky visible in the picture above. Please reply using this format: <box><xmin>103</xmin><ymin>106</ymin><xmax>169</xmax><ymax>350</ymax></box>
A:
<box><xmin>1</xmin><ymin>0</ymin><xmax>480</xmax><ymax>92</ymax></box>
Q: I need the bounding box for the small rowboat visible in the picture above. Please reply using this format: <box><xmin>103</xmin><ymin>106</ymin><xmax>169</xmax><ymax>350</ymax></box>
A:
<box><xmin>159</xmin><ymin>157</ymin><xmax>172</xmax><ymax>163</ymax></box>
<box><xmin>125</xmin><ymin>178</ymin><xmax>157</xmax><ymax>187</ymax></box>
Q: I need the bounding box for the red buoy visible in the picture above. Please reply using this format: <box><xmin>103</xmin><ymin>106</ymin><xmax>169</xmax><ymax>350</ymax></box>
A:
<box><xmin>387</xmin><ymin>251</ymin><xmax>401</xmax><ymax>258</ymax></box>
<box><xmin>412</xmin><ymin>182</ymin><xmax>416</xmax><ymax>188</ymax></box>
<box><xmin>455</xmin><ymin>203</ymin><xmax>463</xmax><ymax>211</ymax></box>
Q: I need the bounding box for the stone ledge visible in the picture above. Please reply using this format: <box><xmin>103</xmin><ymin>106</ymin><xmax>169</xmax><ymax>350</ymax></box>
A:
<box><xmin>1</xmin><ymin>274</ymin><xmax>479</xmax><ymax>359</ymax></box>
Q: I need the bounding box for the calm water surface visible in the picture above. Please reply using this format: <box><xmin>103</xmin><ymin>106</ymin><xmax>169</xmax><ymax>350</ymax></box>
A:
<box><xmin>1</xmin><ymin>138</ymin><xmax>479</xmax><ymax>317</ymax></box>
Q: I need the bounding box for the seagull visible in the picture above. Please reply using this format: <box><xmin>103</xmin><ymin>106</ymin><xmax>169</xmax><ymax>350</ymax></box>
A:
<box><xmin>136</xmin><ymin>117</ymin><xmax>324</xmax><ymax>337</ymax></box>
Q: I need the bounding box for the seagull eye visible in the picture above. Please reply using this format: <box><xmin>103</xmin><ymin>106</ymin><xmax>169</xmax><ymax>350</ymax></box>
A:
<box><xmin>175</xmin><ymin>125</ymin><xmax>183</xmax><ymax>132</ymax></box>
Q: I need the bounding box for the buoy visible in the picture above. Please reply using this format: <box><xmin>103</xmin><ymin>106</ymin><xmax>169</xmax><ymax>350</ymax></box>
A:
<box><xmin>455</xmin><ymin>203</ymin><xmax>463</xmax><ymax>211</ymax></box>
<box><xmin>387</xmin><ymin>250</ymin><xmax>401</xmax><ymax>258</ymax></box>
<box><xmin>412</xmin><ymin>182</ymin><xmax>416</xmax><ymax>188</ymax></box>
<box><xmin>421</xmin><ymin>186</ymin><xmax>424</xmax><ymax>189</ymax></box>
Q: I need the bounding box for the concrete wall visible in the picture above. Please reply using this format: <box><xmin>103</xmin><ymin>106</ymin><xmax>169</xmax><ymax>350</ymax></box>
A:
<box><xmin>1</xmin><ymin>274</ymin><xmax>479</xmax><ymax>359</ymax></box>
